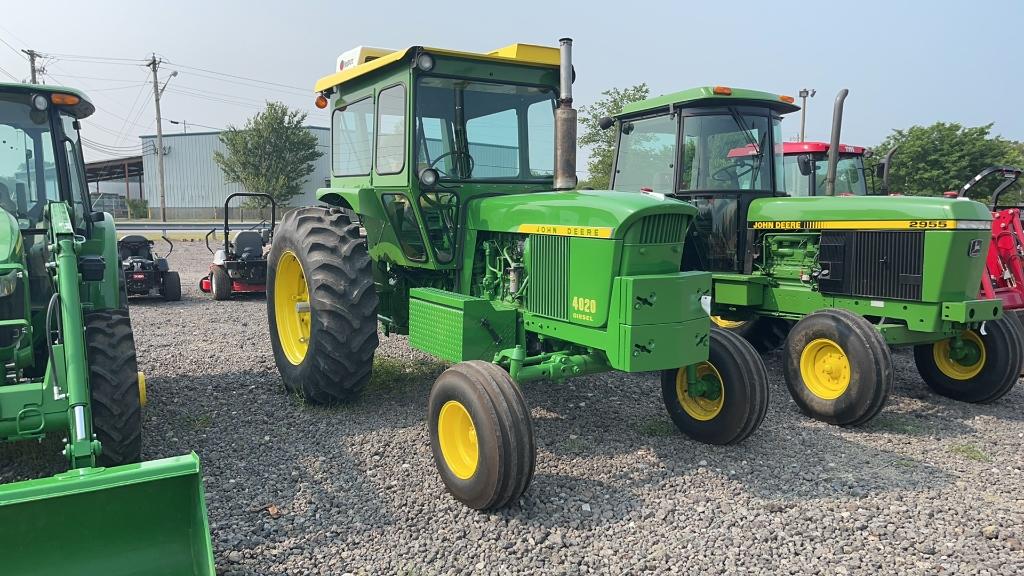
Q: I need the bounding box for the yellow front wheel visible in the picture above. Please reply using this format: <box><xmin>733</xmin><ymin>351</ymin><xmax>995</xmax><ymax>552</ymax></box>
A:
<box><xmin>783</xmin><ymin>309</ymin><xmax>892</xmax><ymax>427</ymax></box>
<box><xmin>273</xmin><ymin>250</ymin><xmax>311</xmax><ymax>366</ymax></box>
<box><xmin>914</xmin><ymin>316</ymin><xmax>1023</xmax><ymax>403</ymax></box>
<box><xmin>428</xmin><ymin>361</ymin><xmax>534</xmax><ymax>510</ymax></box>
<box><xmin>661</xmin><ymin>328</ymin><xmax>768</xmax><ymax>445</ymax></box>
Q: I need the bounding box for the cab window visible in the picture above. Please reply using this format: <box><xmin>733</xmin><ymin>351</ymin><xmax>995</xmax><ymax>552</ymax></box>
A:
<box><xmin>611</xmin><ymin>115</ymin><xmax>676</xmax><ymax>193</ymax></box>
<box><xmin>332</xmin><ymin>97</ymin><xmax>374</xmax><ymax>176</ymax></box>
<box><xmin>375</xmin><ymin>85</ymin><xmax>406</xmax><ymax>175</ymax></box>
<box><xmin>60</xmin><ymin>113</ymin><xmax>89</xmax><ymax>230</ymax></box>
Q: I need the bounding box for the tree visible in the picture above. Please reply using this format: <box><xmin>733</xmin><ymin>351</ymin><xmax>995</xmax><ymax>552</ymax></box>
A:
<box><xmin>867</xmin><ymin>122</ymin><xmax>1024</xmax><ymax>196</ymax></box>
<box><xmin>578</xmin><ymin>84</ymin><xmax>649</xmax><ymax>189</ymax></box>
<box><xmin>213</xmin><ymin>102</ymin><xmax>323</xmax><ymax>208</ymax></box>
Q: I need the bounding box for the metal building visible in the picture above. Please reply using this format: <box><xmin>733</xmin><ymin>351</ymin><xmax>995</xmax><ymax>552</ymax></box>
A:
<box><xmin>139</xmin><ymin>127</ymin><xmax>329</xmax><ymax>220</ymax></box>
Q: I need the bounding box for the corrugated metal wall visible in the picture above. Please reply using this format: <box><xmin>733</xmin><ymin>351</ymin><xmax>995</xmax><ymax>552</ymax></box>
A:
<box><xmin>140</xmin><ymin>127</ymin><xmax>329</xmax><ymax>220</ymax></box>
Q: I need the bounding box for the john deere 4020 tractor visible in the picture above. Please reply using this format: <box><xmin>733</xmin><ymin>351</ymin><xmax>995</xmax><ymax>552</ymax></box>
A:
<box><xmin>267</xmin><ymin>40</ymin><xmax>769</xmax><ymax>510</ymax></box>
<box><xmin>0</xmin><ymin>83</ymin><xmax>213</xmax><ymax>574</ymax></box>
<box><xmin>606</xmin><ymin>86</ymin><xmax>1020</xmax><ymax>427</ymax></box>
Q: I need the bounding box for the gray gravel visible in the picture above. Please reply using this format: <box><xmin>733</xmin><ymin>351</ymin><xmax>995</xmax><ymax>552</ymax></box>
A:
<box><xmin>3</xmin><ymin>242</ymin><xmax>1023</xmax><ymax>575</ymax></box>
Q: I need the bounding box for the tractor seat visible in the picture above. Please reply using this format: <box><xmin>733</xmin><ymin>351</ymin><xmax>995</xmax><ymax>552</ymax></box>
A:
<box><xmin>118</xmin><ymin>235</ymin><xmax>153</xmax><ymax>261</ymax></box>
<box><xmin>233</xmin><ymin>230</ymin><xmax>265</xmax><ymax>261</ymax></box>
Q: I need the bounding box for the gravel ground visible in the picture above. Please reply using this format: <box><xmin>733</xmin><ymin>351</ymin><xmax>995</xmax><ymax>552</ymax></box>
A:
<box><xmin>2</xmin><ymin>242</ymin><xmax>1023</xmax><ymax>575</ymax></box>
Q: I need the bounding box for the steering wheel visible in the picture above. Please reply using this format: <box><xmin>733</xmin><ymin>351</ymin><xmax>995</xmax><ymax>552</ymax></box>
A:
<box><xmin>712</xmin><ymin>162</ymin><xmax>755</xmax><ymax>183</ymax></box>
<box><xmin>428</xmin><ymin>150</ymin><xmax>475</xmax><ymax>178</ymax></box>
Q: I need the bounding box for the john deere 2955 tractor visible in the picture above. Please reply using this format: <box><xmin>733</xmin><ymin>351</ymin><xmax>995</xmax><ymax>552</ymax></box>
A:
<box><xmin>267</xmin><ymin>39</ymin><xmax>769</xmax><ymax>510</ymax></box>
<box><xmin>606</xmin><ymin>86</ymin><xmax>1020</xmax><ymax>426</ymax></box>
<box><xmin>0</xmin><ymin>83</ymin><xmax>213</xmax><ymax>574</ymax></box>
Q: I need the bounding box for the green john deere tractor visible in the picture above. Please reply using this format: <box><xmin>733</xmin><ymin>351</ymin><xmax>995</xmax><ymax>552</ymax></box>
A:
<box><xmin>605</xmin><ymin>86</ymin><xmax>1020</xmax><ymax>426</ymax></box>
<box><xmin>0</xmin><ymin>83</ymin><xmax>213</xmax><ymax>575</ymax></box>
<box><xmin>267</xmin><ymin>39</ymin><xmax>769</xmax><ymax>510</ymax></box>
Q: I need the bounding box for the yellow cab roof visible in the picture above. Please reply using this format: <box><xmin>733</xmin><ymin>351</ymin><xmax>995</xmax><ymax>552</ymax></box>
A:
<box><xmin>313</xmin><ymin>43</ymin><xmax>559</xmax><ymax>93</ymax></box>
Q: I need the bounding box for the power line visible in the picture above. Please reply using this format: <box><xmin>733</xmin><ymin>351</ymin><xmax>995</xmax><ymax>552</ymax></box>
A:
<box><xmin>0</xmin><ymin>36</ymin><xmax>26</xmax><ymax>61</ymax></box>
<box><xmin>0</xmin><ymin>63</ymin><xmax>16</xmax><ymax>81</ymax></box>
<box><xmin>161</xmin><ymin>59</ymin><xmax>307</xmax><ymax>93</ymax></box>
<box><xmin>44</xmin><ymin>52</ymin><xmax>147</xmax><ymax>63</ymax></box>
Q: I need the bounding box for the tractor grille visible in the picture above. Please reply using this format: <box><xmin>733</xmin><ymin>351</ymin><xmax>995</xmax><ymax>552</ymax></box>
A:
<box><xmin>818</xmin><ymin>231</ymin><xmax>925</xmax><ymax>300</ymax></box>
<box><xmin>527</xmin><ymin>234</ymin><xmax>569</xmax><ymax>320</ymax></box>
<box><xmin>637</xmin><ymin>214</ymin><xmax>687</xmax><ymax>244</ymax></box>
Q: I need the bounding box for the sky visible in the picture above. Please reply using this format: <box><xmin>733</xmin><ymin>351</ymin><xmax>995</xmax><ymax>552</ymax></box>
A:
<box><xmin>1</xmin><ymin>0</ymin><xmax>1020</xmax><ymax>172</ymax></box>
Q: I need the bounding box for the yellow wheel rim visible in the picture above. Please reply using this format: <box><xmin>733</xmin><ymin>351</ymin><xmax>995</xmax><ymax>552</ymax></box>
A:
<box><xmin>274</xmin><ymin>250</ymin><xmax>311</xmax><ymax>365</ymax></box>
<box><xmin>799</xmin><ymin>338</ymin><xmax>851</xmax><ymax>400</ymax></box>
<box><xmin>437</xmin><ymin>400</ymin><xmax>479</xmax><ymax>479</ymax></box>
<box><xmin>711</xmin><ymin>315</ymin><xmax>746</xmax><ymax>329</ymax></box>
<box><xmin>137</xmin><ymin>371</ymin><xmax>147</xmax><ymax>407</ymax></box>
<box><xmin>675</xmin><ymin>363</ymin><xmax>725</xmax><ymax>421</ymax></box>
<box><xmin>932</xmin><ymin>331</ymin><xmax>986</xmax><ymax>380</ymax></box>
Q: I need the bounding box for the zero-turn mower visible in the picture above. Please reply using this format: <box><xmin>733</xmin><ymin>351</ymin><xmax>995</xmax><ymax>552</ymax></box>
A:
<box><xmin>604</xmin><ymin>86</ymin><xmax>1020</xmax><ymax>426</ymax></box>
<box><xmin>0</xmin><ymin>82</ymin><xmax>213</xmax><ymax>575</ymax></box>
<box><xmin>266</xmin><ymin>39</ymin><xmax>769</xmax><ymax>511</ymax></box>
<box><xmin>118</xmin><ymin>234</ymin><xmax>182</xmax><ymax>301</ymax></box>
<box><xmin>200</xmin><ymin>192</ymin><xmax>275</xmax><ymax>300</ymax></box>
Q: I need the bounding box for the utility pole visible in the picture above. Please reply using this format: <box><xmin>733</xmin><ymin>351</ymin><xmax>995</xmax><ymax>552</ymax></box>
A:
<box><xmin>148</xmin><ymin>54</ymin><xmax>177</xmax><ymax>222</ymax></box>
<box><xmin>22</xmin><ymin>49</ymin><xmax>43</xmax><ymax>84</ymax></box>
<box><xmin>798</xmin><ymin>88</ymin><xmax>816</xmax><ymax>142</ymax></box>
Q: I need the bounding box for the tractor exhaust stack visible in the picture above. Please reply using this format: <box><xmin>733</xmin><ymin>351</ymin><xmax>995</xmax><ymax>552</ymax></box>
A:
<box><xmin>553</xmin><ymin>37</ymin><xmax>578</xmax><ymax>191</ymax></box>
<box><xmin>824</xmin><ymin>88</ymin><xmax>849</xmax><ymax>196</ymax></box>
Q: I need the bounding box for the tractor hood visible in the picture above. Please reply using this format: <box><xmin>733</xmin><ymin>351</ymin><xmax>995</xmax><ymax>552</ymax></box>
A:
<box><xmin>466</xmin><ymin>190</ymin><xmax>695</xmax><ymax>239</ymax></box>
<box><xmin>749</xmin><ymin>195</ymin><xmax>993</xmax><ymax>227</ymax></box>
<box><xmin>0</xmin><ymin>210</ymin><xmax>23</xmax><ymax>265</ymax></box>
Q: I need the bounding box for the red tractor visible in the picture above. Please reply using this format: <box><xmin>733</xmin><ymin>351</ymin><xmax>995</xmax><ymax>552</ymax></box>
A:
<box><xmin>956</xmin><ymin>167</ymin><xmax>1024</xmax><ymax>313</ymax></box>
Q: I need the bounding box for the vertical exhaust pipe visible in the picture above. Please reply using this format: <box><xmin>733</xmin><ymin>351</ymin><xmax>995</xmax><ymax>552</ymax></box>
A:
<box><xmin>879</xmin><ymin>144</ymin><xmax>900</xmax><ymax>195</ymax></box>
<box><xmin>553</xmin><ymin>37</ymin><xmax>578</xmax><ymax>190</ymax></box>
<box><xmin>824</xmin><ymin>88</ymin><xmax>849</xmax><ymax>196</ymax></box>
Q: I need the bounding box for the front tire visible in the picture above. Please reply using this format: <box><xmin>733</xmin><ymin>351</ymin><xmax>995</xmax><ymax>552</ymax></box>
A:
<box><xmin>660</xmin><ymin>328</ymin><xmax>769</xmax><ymax>445</ymax></box>
<box><xmin>783</xmin><ymin>309</ymin><xmax>892</xmax><ymax>426</ymax></box>
<box><xmin>211</xmin><ymin>266</ymin><xmax>232</xmax><ymax>300</ymax></box>
<box><xmin>85</xmin><ymin>309</ymin><xmax>142</xmax><ymax>466</ymax></box>
<box><xmin>913</xmin><ymin>315</ymin><xmax>1023</xmax><ymax>403</ymax></box>
<box><xmin>267</xmin><ymin>207</ymin><xmax>379</xmax><ymax>404</ymax></box>
<box><xmin>161</xmin><ymin>271</ymin><xmax>182</xmax><ymax>301</ymax></box>
<box><xmin>428</xmin><ymin>361</ymin><xmax>535</xmax><ymax>510</ymax></box>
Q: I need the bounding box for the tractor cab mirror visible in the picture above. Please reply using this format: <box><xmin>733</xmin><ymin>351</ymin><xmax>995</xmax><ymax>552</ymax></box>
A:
<box><xmin>620</xmin><ymin>121</ymin><xmax>634</xmax><ymax>135</ymax></box>
<box><xmin>89</xmin><ymin>211</ymin><xmax>105</xmax><ymax>223</ymax></box>
<box><xmin>874</xmin><ymin>162</ymin><xmax>887</xmax><ymax>179</ymax></box>
<box><xmin>797</xmin><ymin>155</ymin><xmax>814</xmax><ymax>176</ymax></box>
<box><xmin>598</xmin><ymin>116</ymin><xmax>614</xmax><ymax>130</ymax></box>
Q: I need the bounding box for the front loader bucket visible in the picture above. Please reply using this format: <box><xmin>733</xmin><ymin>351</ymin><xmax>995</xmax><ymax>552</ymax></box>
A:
<box><xmin>0</xmin><ymin>452</ymin><xmax>214</xmax><ymax>576</ymax></box>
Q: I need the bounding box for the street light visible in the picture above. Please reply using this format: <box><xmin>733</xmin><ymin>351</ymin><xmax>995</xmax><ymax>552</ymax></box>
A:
<box><xmin>798</xmin><ymin>88</ymin><xmax>816</xmax><ymax>142</ymax></box>
<box><xmin>167</xmin><ymin>119</ymin><xmax>188</xmax><ymax>134</ymax></box>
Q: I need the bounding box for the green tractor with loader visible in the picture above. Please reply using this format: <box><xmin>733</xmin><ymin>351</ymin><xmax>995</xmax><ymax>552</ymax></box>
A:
<box><xmin>606</xmin><ymin>86</ymin><xmax>1021</xmax><ymax>426</ymax></box>
<box><xmin>267</xmin><ymin>39</ymin><xmax>770</xmax><ymax>510</ymax></box>
<box><xmin>0</xmin><ymin>83</ymin><xmax>213</xmax><ymax>575</ymax></box>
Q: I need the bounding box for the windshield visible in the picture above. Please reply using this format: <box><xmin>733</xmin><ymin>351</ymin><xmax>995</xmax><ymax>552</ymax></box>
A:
<box><xmin>0</xmin><ymin>93</ymin><xmax>59</xmax><ymax>229</ymax></box>
<box><xmin>783</xmin><ymin>153</ymin><xmax>867</xmax><ymax>196</ymax></box>
<box><xmin>414</xmin><ymin>77</ymin><xmax>555</xmax><ymax>182</ymax></box>
<box><xmin>680</xmin><ymin>112</ymin><xmax>775</xmax><ymax>192</ymax></box>
<box><xmin>611</xmin><ymin>111</ymin><xmax>783</xmax><ymax>194</ymax></box>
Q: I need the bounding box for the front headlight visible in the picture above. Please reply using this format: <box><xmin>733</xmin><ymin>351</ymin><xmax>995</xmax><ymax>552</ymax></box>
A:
<box><xmin>0</xmin><ymin>271</ymin><xmax>21</xmax><ymax>298</ymax></box>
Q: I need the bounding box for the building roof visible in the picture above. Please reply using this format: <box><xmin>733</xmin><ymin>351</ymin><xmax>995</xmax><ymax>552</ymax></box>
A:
<box><xmin>618</xmin><ymin>86</ymin><xmax>800</xmax><ymax>117</ymax></box>
<box><xmin>313</xmin><ymin>43</ymin><xmax>560</xmax><ymax>93</ymax></box>
<box><xmin>0</xmin><ymin>81</ymin><xmax>95</xmax><ymax>118</ymax></box>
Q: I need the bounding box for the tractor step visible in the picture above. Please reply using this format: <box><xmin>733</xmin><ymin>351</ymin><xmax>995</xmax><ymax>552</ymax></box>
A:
<box><xmin>0</xmin><ymin>452</ymin><xmax>214</xmax><ymax>576</ymax></box>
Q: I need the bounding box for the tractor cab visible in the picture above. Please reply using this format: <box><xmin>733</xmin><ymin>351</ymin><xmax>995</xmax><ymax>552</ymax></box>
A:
<box><xmin>609</xmin><ymin>86</ymin><xmax>797</xmax><ymax>272</ymax></box>
<box><xmin>0</xmin><ymin>83</ymin><xmax>212</xmax><ymax>574</ymax></box>
<box><xmin>780</xmin><ymin>142</ymin><xmax>868</xmax><ymax>196</ymax></box>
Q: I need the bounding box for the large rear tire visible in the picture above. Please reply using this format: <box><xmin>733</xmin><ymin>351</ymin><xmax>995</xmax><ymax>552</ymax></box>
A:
<box><xmin>711</xmin><ymin>315</ymin><xmax>791</xmax><ymax>354</ymax></box>
<box><xmin>783</xmin><ymin>309</ymin><xmax>892</xmax><ymax>426</ymax></box>
<box><xmin>211</xmin><ymin>266</ymin><xmax>232</xmax><ymax>300</ymax></box>
<box><xmin>428</xmin><ymin>361</ymin><xmax>535</xmax><ymax>510</ymax></box>
<box><xmin>913</xmin><ymin>315</ymin><xmax>1023</xmax><ymax>403</ymax></box>
<box><xmin>161</xmin><ymin>271</ymin><xmax>182</xmax><ymax>301</ymax></box>
<box><xmin>85</xmin><ymin>309</ymin><xmax>142</xmax><ymax>466</ymax></box>
<box><xmin>660</xmin><ymin>328</ymin><xmax>769</xmax><ymax>445</ymax></box>
<box><xmin>268</xmin><ymin>207</ymin><xmax>379</xmax><ymax>404</ymax></box>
